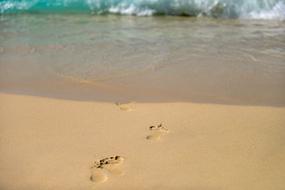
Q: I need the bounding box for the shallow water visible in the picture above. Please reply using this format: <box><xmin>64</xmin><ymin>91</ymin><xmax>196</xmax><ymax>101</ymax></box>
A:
<box><xmin>0</xmin><ymin>14</ymin><xmax>285</xmax><ymax>106</ymax></box>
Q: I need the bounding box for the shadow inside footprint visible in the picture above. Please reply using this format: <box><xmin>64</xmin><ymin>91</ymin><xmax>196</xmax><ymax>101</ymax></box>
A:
<box><xmin>115</xmin><ymin>102</ymin><xmax>134</xmax><ymax>111</ymax></box>
<box><xmin>90</xmin><ymin>156</ymin><xmax>125</xmax><ymax>183</ymax></box>
<box><xmin>146</xmin><ymin>123</ymin><xmax>169</xmax><ymax>141</ymax></box>
<box><xmin>90</xmin><ymin>169</ymin><xmax>108</xmax><ymax>183</ymax></box>
<box><xmin>146</xmin><ymin>132</ymin><xmax>162</xmax><ymax>141</ymax></box>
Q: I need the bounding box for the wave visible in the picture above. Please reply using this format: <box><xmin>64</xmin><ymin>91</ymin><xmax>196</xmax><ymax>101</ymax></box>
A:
<box><xmin>1</xmin><ymin>0</ymin><xmax>285</xmax><ymax>19</ymax></box>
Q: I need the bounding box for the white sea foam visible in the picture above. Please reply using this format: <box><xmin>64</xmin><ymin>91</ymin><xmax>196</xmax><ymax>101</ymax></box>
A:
<box><xmin>109</xmin><ymin>4</ymin><xmax>155</xmax><ymax>16</ymax></box>
<box><xmin>246</xmin><ymin>1</ymin><xmax>285</xmax><ymax>20</ymax></box>
<box><xmin>0</xmin><ymin>0</ymin><xmax>284</xmax><ymax>20</ymax></box>
<box><xmin>0</xmin><ymin>1</ymin><xmax>32</xmax><ymax>13</ymax></box>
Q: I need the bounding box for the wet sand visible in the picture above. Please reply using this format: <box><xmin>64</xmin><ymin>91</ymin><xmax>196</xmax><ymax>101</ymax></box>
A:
<box><xmin>0</xmin><ymin>93</ymin><xmax>284</xmax><ymax>190</ymax></box>
<box><xmin>1</xmin><ymin>15</ymin><xmax>285</xmax><ymax>106</ymax></box>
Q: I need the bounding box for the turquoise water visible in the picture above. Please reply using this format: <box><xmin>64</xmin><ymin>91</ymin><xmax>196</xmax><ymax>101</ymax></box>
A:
<box><xmin>1</xmin><ymin>0</ymin><xmax>285</xmax><ymax>19</ymax></box>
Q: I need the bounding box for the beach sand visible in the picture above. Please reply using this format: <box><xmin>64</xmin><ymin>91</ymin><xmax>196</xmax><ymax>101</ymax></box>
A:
<box><xmin>0</xmin><ymin>93</ymin><xmax>284</xmax><ymax>190</ymax></box>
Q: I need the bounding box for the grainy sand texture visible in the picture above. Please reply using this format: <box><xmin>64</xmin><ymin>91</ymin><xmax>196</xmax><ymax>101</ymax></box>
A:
<box><xmin>0</xmin><ymin>93</ymin><xmax>285</xmax><ymax>190</ymax></box>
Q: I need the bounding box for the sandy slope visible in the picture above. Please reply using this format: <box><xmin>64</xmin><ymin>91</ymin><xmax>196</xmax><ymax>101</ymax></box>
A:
<box><xmin>0</xmin><ymin>93</ymin><xmax>284</xmax><ymax>190</ymax></box>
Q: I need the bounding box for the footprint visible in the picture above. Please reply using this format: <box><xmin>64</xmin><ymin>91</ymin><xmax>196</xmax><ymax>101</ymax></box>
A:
<box><xmin>146</xmin><ymin>132</ymin><xmax>162</xmax><ymax>141</ymax></box>
<box><xmin>90</xmin><ymin>169</ymin><xmax>108</xmax><ymax>183</ymax></box>
<box><xmin>90</xmin><ymin>156</ymin><xmax>125</xmax><ymax>183</ymax></box>
<box><xmin>115</xmin><ymin>102</ymin><xmax>134</xmax><ymax>112</ymax></box>
<box><xmin>146</xmin><ymin>123</ymin><xmax>169</xmax><ymax>141</ymax></box>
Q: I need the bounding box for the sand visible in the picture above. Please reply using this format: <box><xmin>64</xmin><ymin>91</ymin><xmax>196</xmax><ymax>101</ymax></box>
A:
<box><xmin>0</xmin><ymin>93</ymin><xmax>284</xmax><ymax>190</ymax></box>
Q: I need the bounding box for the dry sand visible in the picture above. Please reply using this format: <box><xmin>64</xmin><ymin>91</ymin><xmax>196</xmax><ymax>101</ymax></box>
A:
<box><xmin>0</xmin><ymin>93</ymin><xmax>284</xmax><ymax>190</ymax></box>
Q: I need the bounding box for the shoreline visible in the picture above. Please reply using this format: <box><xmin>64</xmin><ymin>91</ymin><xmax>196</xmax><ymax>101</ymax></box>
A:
<box><xmin>1</xmin><ymin>15</ymin><xmax>285</xmax><ymax>108</ymax></box>
<box><xmin>1</xmin><ymin>93</ymin><xmax>284</xmax><ymax>190</ymax></box>
<box><xmin>1</xmin><ymin>79</ymin><xmax>285</xmax><ymax>107</ymax></box>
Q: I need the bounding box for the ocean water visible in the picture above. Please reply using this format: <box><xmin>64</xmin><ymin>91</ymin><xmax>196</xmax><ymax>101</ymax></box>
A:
<box><xmin>1</xmin><ymin>0</ymin><xmax>285</xmax><ymax>19</ymax></box>
<box><xmin>0</xmin><ymin>2</ymin><xmax>285</xmax><ymax>106</ymax></box>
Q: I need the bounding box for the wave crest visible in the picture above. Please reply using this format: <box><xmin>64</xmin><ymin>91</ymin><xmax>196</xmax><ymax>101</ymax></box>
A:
<box><xmin>1</xmin><ymin>0</ymin><xmax>284</xmax><ymax>20</ymax></box>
